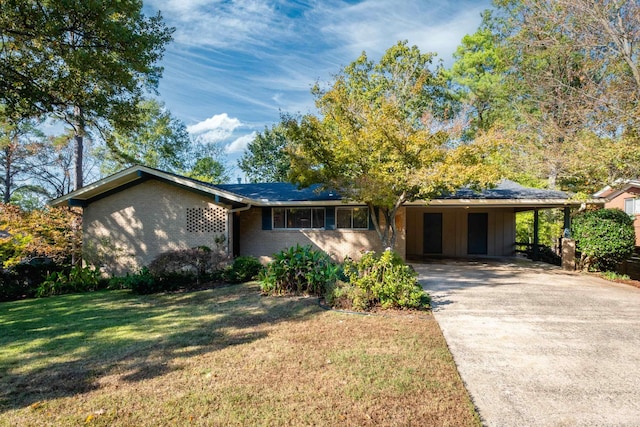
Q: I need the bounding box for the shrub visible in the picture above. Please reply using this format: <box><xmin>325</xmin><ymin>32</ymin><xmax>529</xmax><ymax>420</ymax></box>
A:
<box><xmin>601</xmin><ymin>271</ymin><xmax>630</xmax><ymax>281</ymax></box>
<box><xmin>126</xmin><ymin>267</ymin><xmax>159</xmax><ymax>295</ymax></box>
<box><xmin>223</xmin><ymin>256</ymin><xmax>263</xmax><ymax>283</ymax></box>
<box><xmin>0</xmin><ymin>204</ymin><xmax>81</xmax><ymax>268</ymax></box>
<box><xmin>0</xmin><ymin>268</ymin><xmax>32</xmax><ymax>301</ymax></box>
<box><xmin>572</xmin><ymin>208</ymin><xmax>636</xmax><ymax>272</ymax></box>
<box><xmin>148</xmin><ymin>246</ymin><xmax>226</xmax><ymax>285</ymax></box>
<box><xmin>328</xmin><ymin>250</ymin><xmax>430</xmax><ymax>311</ymax></box>
<box><xmin>259</xmin><ymin>245</ymin><xmax>340</xmax><ymax>295</ymax></box>
<box><xmin>0</xmin><ymin>257</ymin><xmax>66</xmax><ymax>301</ymax></box>
<box><xmin>36</xmin><ymin>265</ymin><xmax>101</xmax><ymax>297</ymax></box>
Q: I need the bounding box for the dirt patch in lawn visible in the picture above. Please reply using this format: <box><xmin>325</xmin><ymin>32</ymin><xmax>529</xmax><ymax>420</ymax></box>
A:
<box><xmin>0</xmin><ymin>284</ymin><xmax>480</xmax><ymax>426</ymax></box>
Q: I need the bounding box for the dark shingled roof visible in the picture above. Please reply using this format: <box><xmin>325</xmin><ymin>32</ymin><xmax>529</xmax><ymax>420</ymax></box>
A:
<box><xmin>216</xmin><ymin>182</ymin><xmax>342</xmax><ymax>202</ymax></box>
<box><xmin>215</xmin><ymin>179</ymin><xmax>570</xmax><ymax>202</ymax></box>
<box><xmin>445</xmin><ymin>180</ymin><xmax>570</xmax><ymax>200</ymax></box>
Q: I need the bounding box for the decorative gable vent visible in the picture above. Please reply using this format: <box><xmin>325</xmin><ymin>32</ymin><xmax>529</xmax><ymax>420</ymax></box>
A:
<box><xmin>186</xmin><ymin>207</ymin><xmax>226</xmax><ymax>233</ymax></box>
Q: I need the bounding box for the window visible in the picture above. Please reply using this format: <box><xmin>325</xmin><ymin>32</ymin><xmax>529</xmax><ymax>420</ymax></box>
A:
<box><xmin>336</xmin><ymin>207</ymin><xmax>369</xmax><ymax>229</ymax></box>
<box><xmin>624</xmin><ymin>198</ymin><xmax>640</xmax><ymax>215</ymax></box>
<box><xmin>273</xmin><ymin>208</ymin><xmax>325</xmax><ymax>229</ymax></box>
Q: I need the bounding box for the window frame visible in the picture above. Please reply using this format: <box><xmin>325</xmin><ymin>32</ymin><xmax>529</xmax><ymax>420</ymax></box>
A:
<box><xmin>624</xmin><ymin>198</ymin><xmax>640</xmax><ymax>216</ymax></box>
<box><xmin>272</xmin><ymin>207</ymin><xmax>326</xmax><ymax>229</ymax></box>
<box><xmin>335</xmin><ymin>206</ymin><xmax>370</xmax><ymax>230</ymax></box>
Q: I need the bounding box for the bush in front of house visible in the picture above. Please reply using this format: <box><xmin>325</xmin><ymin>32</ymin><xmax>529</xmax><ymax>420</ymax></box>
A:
<box><xmin>327</xmin><ymin>250</ymin><xmax>430</xmax><ymax>311</ymax></box>
<box><xmin>223</xmin><ymin>256</ymin><xmax>263</xmax><ymax>283</ymax></box>
<box><xmin>124</xmin><ymin>267</ymin><xmax>161</xmax><ymax>295</ymax></box>
<box><xmin>259</xmin><ymin>245</ymin><xmax>341</xmax><ymax>295</ymax></box>
<box><xmin>36</xmin><ymin>265</ymin><xmax>103</xmax><ymax>297</ymax></box>
<box><xmin>0</xmin><ymin>257</ymin><xmax>67</xmax><ymax>301</ymax></box>
<box><xmin>147</xmin><ymin>246</ymin><xmax>228</xmax><ymax>286</ymax></box>
<box><xmin>571</xmin><ymin>208</ymin><xmax>636</xmax><ymax>272</ymax></box>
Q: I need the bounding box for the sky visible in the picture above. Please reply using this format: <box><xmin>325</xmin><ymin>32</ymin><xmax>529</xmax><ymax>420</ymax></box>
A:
<box><xmin>143</xmin><ymin>0</ymin><xmax>493</xmax><ymax>180</ymax></box>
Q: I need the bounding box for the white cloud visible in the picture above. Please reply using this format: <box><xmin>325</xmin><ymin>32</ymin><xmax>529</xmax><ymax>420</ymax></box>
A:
<box><xmin>316</xmin><ymin>0</ymin><xmax>487</xmax><ymax>65</ymax></box>
<box><xmin>187</xmin><ymin>113</ymin><xmax>243</xmax><ymax>143</ymax></box>
<box><xmin>147</xmin><ymin>0</ymin><xmax>278</xmax><ymax>49</ymax></box>
<box><xmin>225</xmin><ymin>132</ymin><xmax>257</xmax><ymax>154</ymax></box>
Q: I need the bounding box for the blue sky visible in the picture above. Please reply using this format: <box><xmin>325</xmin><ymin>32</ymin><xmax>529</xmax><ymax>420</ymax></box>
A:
<box><xmin>144</xmin><ymin>0</ymin><xmax>492</xmax><ymax>180</ymax></box>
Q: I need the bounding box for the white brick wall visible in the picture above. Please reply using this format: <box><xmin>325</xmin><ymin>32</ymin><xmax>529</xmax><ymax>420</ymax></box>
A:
<box><xmin>83</xmin><ymin>179</ymin><xmax>228</xmax><ymax>275</ymax></box>
<box><xmin>237</xmin><ymin>207</ymin><xmax>406</xmax><ymax>263</ymax></box>
<box><xmin>82</xmin><ymin>180</ymin><xmax>409</xmax><ymax>274</ymax></box>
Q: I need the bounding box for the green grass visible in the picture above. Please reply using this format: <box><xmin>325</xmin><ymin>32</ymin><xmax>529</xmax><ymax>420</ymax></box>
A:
<box><xmin>0</xmin><ymin>284</ymin><xmax>480</xmax><ymax>426</ymax></box>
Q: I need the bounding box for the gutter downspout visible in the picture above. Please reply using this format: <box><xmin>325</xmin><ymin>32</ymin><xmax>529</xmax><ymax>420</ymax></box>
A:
<box><xmin>228</xmin><ymin>203</ymin><xmax>253</xmax><ymax>258</ymax></box>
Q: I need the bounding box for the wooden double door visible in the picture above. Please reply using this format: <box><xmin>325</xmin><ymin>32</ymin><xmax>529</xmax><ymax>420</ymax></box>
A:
<box><xmin>423</xmin><ymin>212</ymin><xmax>488</xmax><ymax>255</ymax></box>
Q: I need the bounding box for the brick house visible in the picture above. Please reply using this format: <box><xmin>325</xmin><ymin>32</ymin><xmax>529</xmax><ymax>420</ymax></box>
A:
<box><xmin>50</xmin><ymin>165</ymin><xmax>580</xmax><ymax>275</ymax></box>
<box><xmin>594</xmin><ymin>181</ymin><xmax>640</xmax><ymax>246</ymax></box>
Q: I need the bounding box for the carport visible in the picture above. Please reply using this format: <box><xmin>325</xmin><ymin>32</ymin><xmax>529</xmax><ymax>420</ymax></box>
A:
<box><xmin>404</xmin><ymin>180</ymin><xmax>589</xmax><ymax>264</ymax></box>
<box><xmin>415</xmin><ymin>260</ymin><xmax>640</xmax><ymax>426</ymax></box>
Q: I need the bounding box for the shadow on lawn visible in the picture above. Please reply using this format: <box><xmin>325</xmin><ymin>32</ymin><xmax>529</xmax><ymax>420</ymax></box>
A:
<box><xmin>0</xmin><ymin>283</ymin><xmax>321</xmax><ymax>412</ymax></box>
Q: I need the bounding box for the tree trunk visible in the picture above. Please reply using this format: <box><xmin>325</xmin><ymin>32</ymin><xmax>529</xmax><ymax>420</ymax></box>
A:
<box><xmin>3</xmin><ymin>143</ymin><xmax>11</xmax><ymax>204</ymax></box>
<box><xmin>368</xmin><ymin>194</ymin><xmax>405</xmax><ymax>250</ymax></box>
<box><xmin>74</xmin><ymin>105</ymin><xmax>84</xmax><ymax>190</ymax></box>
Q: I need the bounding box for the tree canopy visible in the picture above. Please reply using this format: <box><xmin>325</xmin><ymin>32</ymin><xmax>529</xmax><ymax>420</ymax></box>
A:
<box><xmin>288</xmin><ymin>41</ymin><xmax>501</xmax><ymax>248</ymax></box>
<box><xmin>238</xmin><ymin>121</ymin><xmax>291</xmax><ymax>183</ymax></box>
<box><xmin>98</xmin><ymin>99</ymin><xmax>191</xmax><ymax>176</ymax></box>
<box><xmin>0</xmin><ymin>0</ymin><xmax>174</xmax><ymax>189</ymax></box>
<box><xmin>455</xmin><ymin>0</ymin><xmax>640</xmax><ymax>193</ymax></box>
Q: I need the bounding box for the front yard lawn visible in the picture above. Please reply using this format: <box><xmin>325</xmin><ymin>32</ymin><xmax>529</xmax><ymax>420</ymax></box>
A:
<box><xmin>0</xmin><ymin>283</ymin><xmax>480</xmax><ymax>426</ymax></box>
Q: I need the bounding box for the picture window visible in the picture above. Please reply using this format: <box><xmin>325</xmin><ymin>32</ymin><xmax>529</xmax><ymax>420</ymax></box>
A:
<box><xmin>272</xmin><ymin>208</ymin><xmax>325</xmax><ymax>229</ymax></box>
<box><xmin>336</xmin><ymin>207</ymin><xmax>369</xmax><ymax>229</ymax></box>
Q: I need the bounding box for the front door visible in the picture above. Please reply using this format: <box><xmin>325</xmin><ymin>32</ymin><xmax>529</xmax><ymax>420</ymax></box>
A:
<box><xmin>467</xmin><ymin>213</ymin><xmax>488</xmax><ymax>255</ymax></box>
<box><xmin>423</xmin><ymin>213</ymin><xmax>443</xmax><ymax>254</ymax></box>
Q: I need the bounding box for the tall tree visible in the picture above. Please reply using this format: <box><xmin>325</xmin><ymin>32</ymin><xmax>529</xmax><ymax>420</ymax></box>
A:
<box><xmin>238</xmin><ymin>121</ymin><xmax>291</xmax><ymax>183</ymax></box>
<box><xmin>0</xmin><ymin>0</ymin><xmax>173</xmax><ymax>190</ymax></box>
<box><xmin>557</xmin><ymin>0</ymin><xmax>640</xmax><ymax>114</ymax></box>
<box><xmin>182</xmin><ymin>141</ymin><xmax>229</xmax><ymax>184</ymax></box>
<box><xmin>447</xmin><ymin>16</ymin><xmax>509</xmax><ymax>138</ymax></box>
<box><xmin>288</xmin><ymin>41</ymin><xmax>501</xmax><ymax>248</ymax></box>
<box><xmin>98</xmin><ymin>99</ymin><xmax>191</xmax><ymax>176</ymax></box>
<box><xmin>0</xmin><ymin>113</ymin><xmax>45</xmax><ymax>204</ymax></box>
<box><xmin>482</xmin><ymin>0</ymin><xmax>640</xmax><ymax>192</ymax></box>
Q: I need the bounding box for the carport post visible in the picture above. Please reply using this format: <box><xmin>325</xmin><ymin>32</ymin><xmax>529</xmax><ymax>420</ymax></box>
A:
<box><xmin>533</xmin><ymin>209</ymin><xmax>540</xmax><ymax>261</ymax></box>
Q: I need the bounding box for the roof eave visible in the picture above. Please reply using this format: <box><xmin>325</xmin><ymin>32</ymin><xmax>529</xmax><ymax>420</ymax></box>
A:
<box><xmin>49</xmin><ymin>165</ymin><xmax>251</xmax><ymax>207</ymax></box>
<box><xmin>406</xmin><ymin>198</ymin><xmax>598</xmax><ymax>208</ymax></box>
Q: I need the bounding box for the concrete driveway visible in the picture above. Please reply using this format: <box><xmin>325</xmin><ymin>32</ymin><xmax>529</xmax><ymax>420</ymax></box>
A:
<box><xmin>414</xmin><ymin>259</ymin><xmax>640</xmax><ymax>427</ymax></box>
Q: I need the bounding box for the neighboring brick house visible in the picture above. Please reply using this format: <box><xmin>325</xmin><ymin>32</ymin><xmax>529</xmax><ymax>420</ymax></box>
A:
<box><xmin>594</xmin><ymin>181</ymin><xmax>640</xmax><ymax>246</ymax></box>
<box><xmin>50</xmin><ymin>165</ymin><xmax>580</xmax><ymax>275</ymax></box>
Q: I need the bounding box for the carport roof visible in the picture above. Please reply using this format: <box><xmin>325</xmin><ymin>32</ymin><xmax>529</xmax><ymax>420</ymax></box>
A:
<box><xmin>444</xmin><ymin>180</ymin><xmax>569</xmax><ymax>200</ymax></box>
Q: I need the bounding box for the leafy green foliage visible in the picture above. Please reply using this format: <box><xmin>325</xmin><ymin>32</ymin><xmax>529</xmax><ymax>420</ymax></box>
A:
<box><xmin>0</xmin><ymin>0</ymin><xmax>173</xmax><ymax>120</ymax></box>
<box><xmin>125</xmin><ymin>267</ymin><xmax>160</xmax><ymax>295</ymax></box>
<box><xmin>601</xmin><ymin>271</ymin><xmax>630</xmax><ymax>282</ymax></box>
<box><xmin>463</xmin><ymin>1</ymin><xmax>640</xmax><ymax>193</ymax></box>
<box><xmin>0</xmin><ymin>0</ymin><xmax>173</xmax><ymax>189</ymax></box>
<box><xmin>516</xmin><ymin>209</ymin><xmax>562</xmax><ymax>248</ymax></box>
<box><xmin>259</xmin><ymin>245</ymin><xmax>340</xmax><ymax>296</ymax></box>
<box><xmin>238</xmin><ymin>121</ymin><xmax>292</xmax><ymax>182</ymax></box>
<box><xmin>329</xmin><ymin>250</ymin><xmax>430</xmax><ymax>311</ymax></box>
<box><xmin>223</xmin><ymin>256</ymin><xmax>263</xmax><ymax>284</ymax></box>
<box><xmin>98</xmin><ymin>99</ymin><xmax>191</xmax><ymax>175</ymax></box>
<box><xmin>447</xmin><ymin>22</ymin><xmax>509</xmax><ymax>138</ymax></box>
<box><xmin>183</xmin><ymin>156</ymin><xmax>229</xmax><ymax>184</ymax></box>
<box><xmin>36</xmin><ymin>265</ymin><xmax>102</xmax><ymax>297</ymax></box>
<box><xmin>147</xmin><ymin>246</ymin><xmax>225</xmax><ymax>284</ymax></box>
<box><xmin>572</xmin><ymin>208</ymin><xmax>636</xmax><ymax>272</ymax></box>
<box><xmin>287</xmin><ymin>41</ymin><xmax>501</xmax><ymax>248</ymax></box>
<box><xmin>0</xmin><ymin>204</ymin><xmax>81</xmax><ymax>268</ymax></box>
